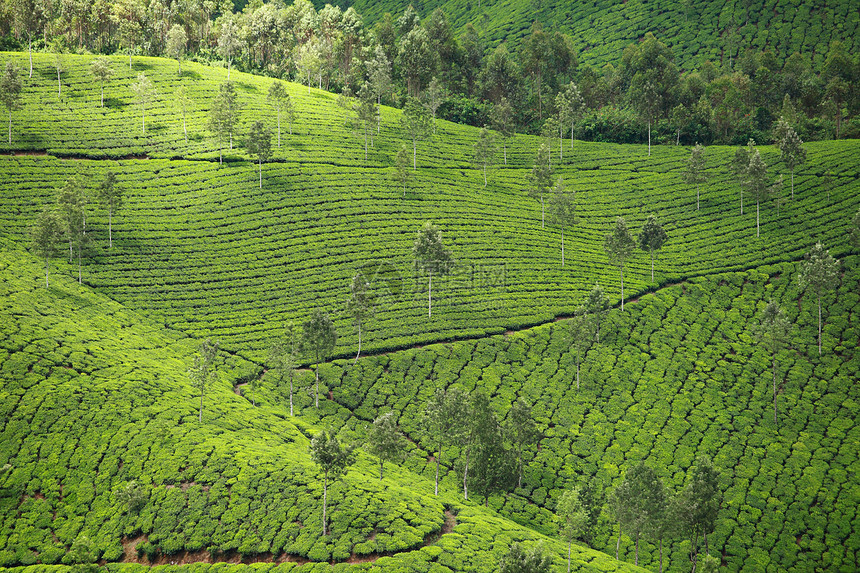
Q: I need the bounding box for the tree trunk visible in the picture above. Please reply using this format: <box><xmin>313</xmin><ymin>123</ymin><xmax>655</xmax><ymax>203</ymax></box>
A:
<box><xmin>108</xmin><ymin>208</ymin><xmax>112</xmax><ymax>247</ymax></box>
<box><xmin>315</xmin><ymin>359</ymin><xmax>319</xmax><ymax>408</ymax></box>
<box><xmin>616</xmin><ymin>523</ymin><xmax>621</xmax><ymax>559</ymax></box>
<box><xmin>142</xmin><ymin>106</ymin><xmax>146</xmax><ymax>135</ymax></box>
<box><xmin>620</xmin><ymin>264</ymin><xmax>625</xmax><ymax>311</ymax></box>
<box><xmin>199</xmin><ymin>386</ymin><xmax>204</xmax><ymax>422</ymax></box>
<box><xmin>773</xmin><ymin>355</ymin><xmax>778</xmax><ymax>424</ymax></box>
<box><xmin>379</xmin><ymin>458</ymin><xmax>383</xmax><ymax>480</ymax></box>
<box><xmin>183</xmin><ymin>114</ymin><xmax>187</xmax><ymax>143</ymax></box>
<box><xmin>740</xmin><ymin>188</ymin><xmax>743</xmax><ymax>215</ymax></box>
<box><xmin>648</xmin><ymin>120</ymin><xmax>651</xmax><ymax>156</ymax></box>
<box><xmin>817</xmin><ymin>293</ymin><xmax>822</xmax><ymax>355</ymax></box>
<box><xmin>227</xmin><ymin>59</ymin><xmax>231</xmax><ymax>80</ymax></box>
<box><xmin>635</xmin><ymin>532</ymin><xmax>639</xmax><ymax>565</ymax></box>
<box><xmin>277</xmin><ymin>110</ymin><xmax>281</xmax><ymax>146</ymax></box>
<box><xmin>7</xmin><ymin>111</ymin><xmax>11</xmax><ymax>144</ymax></box>
<box><xmin>756</xmin><ymin>200</ymin><xmax>760</xmax><ymax>238</ymax></box>
<box><xmin>322</xmin><ymin>472</ymin><xmax>328</xmax><ymax>535</ymax></box>
<box><xmin>540</xmin><ymin>195</ymin><xmax>544</xmax><ymax>228</ymax></box>
<box><xmin>45</xmin><ymin>258</ymin><xmax>49</xmax><ymax>287</ymax></box>
<box><xmin>364</xmin><ymin>126</ymin><xmax>368</xmax><ymax>160</ymax></box>
<box><xmin>428</xmin><ymin>270</ymin><xmax>432</xmax><ymax>318</ymax></box>
<box><xmin>58</xmin><ymin>68</ymin><xmax>61</xmax><ymax>95</ymax></box>
<box><xmin>567</xmin><ymin>540</ymin><xmax>571</xmax><ymax>573</ymax></box>
<box><xmin>651</xmin><ymin>249</ymin><xmax>654</xmax><ymax>281</ymax></box>
<box><xmin>353</xmin><ymin>321</ymin><xmax>361</xmax><ymax>364</ymax></box>
<box><xmin>576</xmin><ymin>359</ymin><xmax>580</xmax><ymax>391</ymax></box>
<box><xmin>289</xmin><ymin>371</ymin><xmax>294</xmax><ymax>416</ymax></box>
<box><xmin>704</xmin><ymin>530</ymin><xmax>709</xmax><ymax>555</ymax></box>
<box><xmin>101</xmin><ymin>85</ymin><xmax>104</xmax><ymax>107</ymax></box>
<box><xmin>503</xmin><ymin>142</ymin><xmax>507</xmax><ymax>165</ymax></box>
<box><xmin>463</xmin><ymin>444</ymin><xmax>469</xmax><ymax>499</ymax></box>
<box><xmin>483</xmin><ymin>164</ymin><xmax>487</xmax><ymax>186</ymax></box>
<box><xmin>659</xmin><ymin>538</ymin><xmax>664</xmax><ymax>573</ymax></box>
<box><xmin>561</xmin><ymin>226</ymin><xmax>565</xmax><ymax>266</ymax></box>
<box><xmin>77</xmin><ymin>249</ymin><xmax>81</xmax><ymax>284</ymax></box>
<box><xmin>413</xmin><ymin>138</ymin><xmax>417</xmax><ymax>170</ymax></box>
<box><xmin>697</xmin><ymin>183</ymin><xmax>700</xmax><ymax>210</ymax></box>
<box><xmin>791</xmin><ymin>169</ymin><xmax>794</xmax><ymax>199</ymax></box>
<box><xmin>435</xmin><ymin>443</ymin><xmax>441</xmax><ymax>496</ymax></box>
<box><xmin>259</xmin><ymin>159</ymin><xmax>262</xmax><ymax>188</ymax></box>
<box><xmin>129</xmin><ymin>52</ymin><xmax>132</xmax><ymax>69</ymax></box>
<box><xmin>29</xmin><ymin>37</ymin><xmax>33</xmax><ymax>78</ymax></box>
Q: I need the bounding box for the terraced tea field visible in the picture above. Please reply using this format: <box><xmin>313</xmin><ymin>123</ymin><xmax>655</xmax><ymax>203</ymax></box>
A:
<box><xmin>1</xmin><ymin>53</ymin><xmax>858</xmax><ymax>573</ymax></box>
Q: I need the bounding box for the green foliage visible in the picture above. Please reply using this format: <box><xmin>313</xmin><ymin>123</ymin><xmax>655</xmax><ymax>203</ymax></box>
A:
<box><xmin>637</xmin><ymin>214</ymin><xmax>667</xmax><ymax>282</ymax></box>
<box><xmin>188</xmin><ymin>338</ymin><xmax>219</xmax><ymax>422</ymax></box>
<box><xmin>681</xmin><ymin>143</ymin><xmax>707</xmax><ymax>210</ymax></box>
<box><xmin>246</xmin><ymin>120</ymin><xmax>272</xmax><ymax>188</ymax></box>
<box><xmin>366</xmin><ymin>412</ymin><xmax>407</xmax><ymax>479</ymax></box>
<box><xmin>302</xmin><ymin>309</ymin><xmax>337</xmax><ymax>408</ymax></box>
<box><xmin>309</xmin><ymin>429</ymin><xmax>357</xmax><ymax>536</ymax></box>
<box><xmin>604</xmin><ymin>217</ymin><xmax>636</xmax><ymax>311</ymax></box>
<box><xmin>497</xmin><ymin>542</ymin><xmax>552</xmax><ymax>573</ymax></box>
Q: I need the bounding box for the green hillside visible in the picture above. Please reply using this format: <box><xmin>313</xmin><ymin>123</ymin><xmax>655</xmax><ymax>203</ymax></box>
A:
<box><xmin>348</xmin><ymin>0</ymin><xmax>860</xmax><ymax>71</ymax></box>
<box><xmin>1</xmin><ymin>52</ymin><xmax>859</xmax><ymax>573</ymax></box>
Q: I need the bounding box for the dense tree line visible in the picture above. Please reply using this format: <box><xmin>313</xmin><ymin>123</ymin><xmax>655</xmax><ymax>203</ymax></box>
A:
<box><xmin>2</xmin><ymin>1</ymin><xmax>858</xmax><ymax>144</ymax></box>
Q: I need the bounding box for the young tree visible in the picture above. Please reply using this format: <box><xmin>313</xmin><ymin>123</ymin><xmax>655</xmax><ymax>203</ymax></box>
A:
<box><xmin>97</xmin><ymin>171</ymin><xmax>122</xmax><ymax>247</ymax></box>
<box><xmin>268</xmin><ymin>322</ymin><xmax>300</xmax><ymax>416</ymax></box>
<box><xmin>366</xmin><ymin>411</ymin><xmax>406</xmax><ymax>479</ymax></box>
<box><xmin>473</xmin><ymin>127</ymin><xmax>496</xmax><ymax>186</ymax></box>
<box><xmin>630</xmin><ymin>79</ymin><xmax>661</xmax><ymax>156</ymax></box>
<box><xmin>423</xmin><ymin>386</ymin><xmax>471</xmax><ymax>496</ymax></box>
<box><xmin>850</xmin><ymin>208</ymin><xmax>860</xmax><ymax>249</ymax></box>
<box><xmin>730</xmin><ymin>142</ymin><xmax>752</xmax><ymax>215</ymax></box>
<box><xmin>355</xmin><ymin>82</ymin><xmax>378</xmax><ymax>160</ymax></box>
<box><xmin>217</xmin><ymin>14</ymin><xmax>240</xmax><ymax>80</ymax></box>
<box><xmin>401</xmin><ymin>97</ymin><xmax>433</xmax><ymax>169</ymax></box>
<box><xmin>89</xmin><ymin>57</ymin><xmax>113</xmax><ymax>108</ymax></box>
<box><xmin>52</xmin><ymin>47</ymin><xmax>65</xmax><ymax>97</ymax></box>
<box><xmin>526</xmin><ymin>144</ymin><xmax>553</xmax><ymax>228</ymax></box>
<box><xmin>309</xmin><ymin>429</ymin><xmax>356</xmax><ymax>536</ymax></box>
<box><xmin>174</xmin><ymin>86</ymin><xmax>191</xmax><ymax>144</ymax></box>
<box><xmin>12</xmin><ymin>0</ymin><xmax>45</xmax><ymax>79</ymax></box>
<box><xmin>498</xmin><ymin>543</ymin><xmax>552</xmax><ymax>573</ymax></box>
<box><xmin>676</xmin><ymin>455</ymin><xmax>721</xmax><ymax>565</ymax></box>
<box><xmin>31</xmin><ymin>208</ymin><xmax>63</xmax><ymax>287</ymax></box>
<box><xmin>246</xmin><ymin>120</ymin><xmax>272</xmax><ymax>189</ymax></box>
<box><xmin>682</xmin><ymin>143</ymin><xmax>708</xmax><ymax>210</ymax></box>
<box><xmin>610</xmin><ymin>462</ymin><xmax>665</xmax><ymax>566</ymax></box>
<box><xmin>558</xmin><ymin>487</ymin><xmax>588</xmax><ymax>573</ymax></box>
<box><xmin>346</xmin><ymin>271</ymin><xmax>373</xmax><ymax>363</ymax></box>
<box><xmin>745</xmin><ymin>149</ymin><xmax>771</xmax><ymax>238</ymax></box>
<box><xmin>638</xmin><ymin>214</ymin><xmax>668</xmax><ymax>281</ymax></box>
<box><xmin>777</xmin><ymin>121</ymin><xmax>806</xmax><ymax>199</ymax></box>
<box><xmin>755</xmin><ymin>301</ymin><xmax>792</xmax><ymax>425</ymax></box>
<box><xmin>822</xmin><ymin>171</ymin><xmax>834</xmax><ymax>203</ymax></box>
<box><xmin>188</xmin><ymin>338</ymin><xmax>219</xmax><ymax>422</ymax></box>
<box><xmin>586</xmin><ymin>283</ymin><xmax>608</xmax><ymax>343</ymax></box>
<box><xmin>422</xmin><ymin>77</ymin><xmax>445</xmax><ymax>133</ymax></box>
<box><xmin>604</xmin><ymin>217</ymin><xmax>636</xmax><ymax>311</ymax></box>
<box><xmin>166</xmin><ymin>24</ymin><xmax>187</xmax><ymax>74</ymax></box>
<box><xmin>558</xmin><ymin>82</ymin><xmax>585</xmax><ymax>148</ymax></box>
<box><xmin>0</xmin><ymin>62</ymin><xmax>22</xmax><ymax>144</ymax></box>
<box><xmin>568</xmin><ymin>306</ymin><xmax>594</xmax><ymax>390</ymax></box>
<box><xmin>467</xmin><ymin>391</ymin><xmax>512</xmax><ymax>505</ymax></box>
<box><xmin>302</xmin><ymin>309</ymin><xmax>337</xmax><ymax>409</ymax></box>
<box><xmin>267</xmin><ymin>81</ymin><xmax>288</xmax><ymax>146</ymax></box>
<box><xmin>490</xmin><ymin>97</ymin><xmax>514</xmax><ymax>165</ymax></box>
<box><xmin>506</xmin><ymin>398</ymin><xmax>539</xmax><ymax>489</ymax></box>
<box><xmin>209</xmin><ymin>82</ymin><xmax>240</xmax><ymax>164</ymax></box>
<box><xmin>115</xmin><ymin>480</ymin><xmax>147</xmax><ymax>516</ymax></box>
<box><xmin>548</xmin><ymin>177</ymin><xmax>576</xmax><ymax>266</ymax></box>
<box><xmin>129</xmin><ymin>72</ymin><xmax>156</xmax><ymax>136</ymax></box>
<box><xmin>393</xmin><ymin>145</ymin><xmax>411</xmax><ymax>197</ymax></box>
<box><xmin>413</xmin><ymin>222</ymin><xmax>453</xmax><ymax>318</ymax></box>
<box><xmin>55</xmin><ymin>177</ymin><xmax>89</xmax><ymax>283</ymax></box>
<box><xmin>367</xmin><ymin>46</ymin><xmax>392</xmax><ymax>126</ymax></box>
<box><xmin>798</xmin><ymin>242</ymin><xmax>839</xmax><ymax>355</ymax></box>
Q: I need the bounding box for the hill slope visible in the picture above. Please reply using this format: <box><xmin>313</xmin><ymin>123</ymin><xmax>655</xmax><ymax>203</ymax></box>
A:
<box><xmin>348</xmin><ymin>0</ymin><xmax>859</xmax><ymax>71</ymax></box>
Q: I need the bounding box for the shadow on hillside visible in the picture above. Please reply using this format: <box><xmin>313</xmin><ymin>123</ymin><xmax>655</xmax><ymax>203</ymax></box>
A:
<box><xmin>104</xmin><ymin>98</ymin><xmax>127</xmax><ymax>109</ymax></box>
<box><xmin>132</xmin><ymin>62</ymin><xmax>154</xmax><ymax>71</ymax></box>
<box><xmin>236</xmin><ymin>81</ymin><xmax>258</xmax><ymax>93</ymax></box>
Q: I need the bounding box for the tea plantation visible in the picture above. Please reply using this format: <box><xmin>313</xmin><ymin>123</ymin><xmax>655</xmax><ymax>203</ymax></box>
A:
<box><xmin>0</xmin><ymin>53</ymin><xmax>858</xmax><ymax>572</ymax></box>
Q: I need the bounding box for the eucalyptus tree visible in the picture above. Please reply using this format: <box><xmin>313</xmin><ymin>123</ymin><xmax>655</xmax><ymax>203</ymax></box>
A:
<box><xmin>166</xmin><ymin>24</ymin><xmax>187</xmax><ymax>74</ymax></box>
<box><xmin>610</xmin><ymin>462</ymin><xmax>666</xmax><ymax>566</ymax></box>
<box><xmin>393</xmin><ymin>145</ymin><xmax>411</xmax><ymax>197</ymax></box>
<box><xmin>129</xmin><ymin>73</ymin><xmax>156</xmax><ymax>136</ymax></box>
<box><xmin>302</xmin><ymin>309</ymin><xmax>337</xmax><ymax>408</ymax></box>
<box><xmin>89</xmin><ymin>57</ymin><xmax>113</xmax><ymax>108</ymax></box>
<box><xmin>851</xmin><ymin>208</ymin><xmax>860</xmax><ymax>249</ymax></box>
<box><xmin>638</xmin><ymin>214</ymin><xmax>667</xmax><ymax>281</ymax></box>
<box><xmin>506</xmin><ymin>398</ymin><xmax>539</xmax><ymax>488</ymax></box>
<box><xmin>526</xmin><ymin>144</ymin><xmax>553</xmax><ymax>228</ymax></box>
<box><xmin>675</xmin><ymin>455</ymin><xmax>721</xmax><ymax>566</ymax></box>
<box><xmin>268</xmin><ymin>322</ymin><xmax>300</xmax><ymax>416</ymax></box>
<box><xmin>309</xmin><ymin>429</ymin><xmax>356</xmax><ymax>536</ymax></box>
<box><xmin>31</xmin><ymin>208</ymin><xmax>63</xmax><ymax>287</ymax></box>
<box><xmin>467</xmin><ymin>390</ymin><xmax>512</xmax><ymax>504</ymax></box>
<box><xmin>413</xmin><ymin>222</ymin><xmax>453</xmax><ymax>318</ymax></box>
<box><xmin>0</xmin><ymin>62</ymin><xmax>22</xmax><ymax>144</ymax></box>
<box><xmin>498</xmin><ymin>543</ymin><xmax>552</xmax><ymax>573</ymax></box>
<box><xmin>490</xmin><ymin>97</ymin><xmax>514</xmax><ymax>165</ymax></box>
<box><xmin>568</xmin><ymin>306</ymin><xmax>594</xmax><ymax>390</ymax></box>
<box><xmin>366</xmin><ymin>412</ymin><xmax>406</xmax><ymax>480</ymax></box>
<box><xmin>682</xmin><ymin>143</ymin><xmax>707</xmax><ymax>210</ymax></box>
<box><xmin>755</xmin><ymin>301</ymin><xmax>792</xmax><ymax>425</ymax></box>
<box><xmin>55</xmin><ymin>176</ymin><xmax>88</xmax><ymax>283</ymax></box>
<box><xmin>346</xmin><ymin>271</ymin><xmax>373</xmax><ymax>363</ymax></box>
<box><xmin>188</xmin><ymin>338</ymin><xmax>219</xmax><ymax>422</ymax></box>
<box><xmin>401</xmin><ymin>98</ymin><xmax>433</xmax><ymax>169</ymax></box>
<box><xmin>548</xmin><ymin>177</ymin><xmax>576</xmax><ymax>265</ymax></box>
<box><xmin>586</xmin><ymin>283</ymin><xmax>608</xmax><ymax>343</ymax></box>
<box><xmin>558</xmin><ymin>487</ymin><xmax>587</xmax><ymax>573</ymax></box>
<box><xmin>246</xmin><ymin>120</ymin><xmax>272</xmax><ymax>188</ymax></box>
<box><xmin>175</xmin><ymin>86</ymin><xmax>191</xmax><ymax>144</ymax></box>
<box><xmin>267</xmin><ymin>81</ymin><xmax>289</xmax><ymax>145</ymax></box>
<box><xmin>777</xmin><ymin>121</ymin><xmax>806</xmax><ymax>199</ymax></box>
<box><xmin>604</xmin><ymin>217</ymin><xmax>636</xmax><ymax>311</ymax></box>
<box><xmin>423</xmin><ymin>386</ymin><xmax>471</xmax><ymax>496</ymax></box>
<box><xmin>473</xmin><ymin>126</ymin><xmax>496</xmax><ymax>187</ymax></box>
<box><xmin>355</xmin><ymin>82</ymin><xmax>378</xmax><ymax>160</ymax></box>
<box><xmin>97</xmin><ymin>171</ymin><xmax>122</xmax><ymax>247</ymax></box>
<box><xmin>798</xmin><ymin>242</ymin><xmax>839</xmax><ymax>355</ymax></box>
<box><xmin>744</xmin><ymin>149</ymin><xmax>771</xmax><ymax>238</ymax></box>
<box><xmin>52</xmin><ymin>46</ymin><xmax>65</xmax><ymax>97</ymax></box>
<box><xmin>422</xmin><ymin>77</ymin><xmax>445</xmax><ymax>133</ymax></box>
<box><xmin>209</xmin><ymin>82</ymin><xmax>240</xmax><ymax>163</ymax></box>
<box><xmin>217</xmin><ymin>14</ymin><xmax>241</xmax><ymax>80</ymax></box>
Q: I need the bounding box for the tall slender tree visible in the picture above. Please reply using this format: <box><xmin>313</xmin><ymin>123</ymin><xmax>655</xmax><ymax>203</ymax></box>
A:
<box><xmin>413</xmin><ymin>222</ymin><xmax>453</xmax><ymax>318</ymax></box>
<box><xmin>89</xmin><ymin>57</ymin><xmax>113</xmax><ymax>108</ymax></box>
<box><xmin>490</xmin><ymin>97</ymin><xmax>513</xmax><ymax>165</ymax></box>
<box><xmin>31</xmin><ymin>208</ymin><xmax>63</xmax><ymax>288</ymax></box>
<box><xmin>268</xmin><ymin>322</ymin><xmax>300</xmax><ymax>416</ymax></box>
<box><xmin>682</xmin><ymin>144</ymin><xmax>708</xmax><ymax>210</ymax></box>
<box><xmin>188</xmin><ymin>338</ymin><xmax>219</xmax><ymax>422</ymax></box>
<box><xmin>393</xmin><ymin>145</ymin><xmax>411</xmax><ymax>197</ymax></box>
<box><xmin>744</xmin><ymin>149</ymin><xmax>771</xmax><ymax>238</ymax></box>
<box><xmin>346</xmin><ymin>272</ymin><xmax>373</xmax><ymax>363</ymax></box>
<box><xmin>0</xmin><ymin>62</ymin><xmax>22</xmax><ymax>144</ymax></box>
<box><xmin>798</xmin><ymin>242</ymin><xmax>839</xmax><ymax>355</ymax></box>
<box><xmin>675</xmin><ymin>455</ymin><xmax>721</xmax><ymax>566</ymax></box>
<box><xmin>309</xmin><ymin>429</ymin><xmax>356</xmax><ymax>536</ymax></box>
<box><xmin>166</xmin><ymin>24</ymin><xmax>187</xmax><ymax>74</ymax></box>
<box><xmin>217</xmin><ymin>14</ymin><xmax>240</xmax><ymax>80</ymax></box>
<box><xmin>586</xmin><ymin>283</ymin><xmax>608</xmax><ymax>344</ymax></box>
<box><xmin>638</xmin><ymin>214</ymin><xmax>668</xmax><ymax>281</ymax></box>
<box><xmin>97</xmin><ymin>171</ymin><xmax>122</xmax><ymax>247</ymax></box>
<box><xmin>473</xmin><ymin>127</ymin><xmax>496</xmax><ymax>187</ymax></box>
<box><xmin>367</xmin><ymin>411</ymin><xmax>406</xmax><ymax>480</ymax></box>
<box><xmin>401</xmin><ymin>98</ymin><xmax>433</xmax><ymax>169</ymax></box>
<box><xmin>302</xmin><ymin>309</ymin><xmax>337</xmax><ymax>408</ymax></box>
<box><xmin>246</xmin><ymin>120</ymin><xmax>272</xmax><ymax>189</ymax></box>
<box><xmin>267</xmin><ymin>81</ymin><xmax>288</xmax><ymax>146</ymax></box>
<box><xmin>568</xmin><ymin>306</ymin><xmax>594</xmax><ymax>390</ymax></box>
<box><xmin>558</xmin><ymin>487</ymin><xmax>588</xmax><ymax>573</ymax></box>
<box><xmin>506</xmin><ymin>398</ymin><xmax>539</xmax><ymax>489</ymax></box>
<box><xmin>129</xmin><ymin>73</ymin><xmax>156</xmax><ymax>136</ymax></box>
<box><xmin>175</xmin><ymin>86</ymin><xmax>191</xmax><ymax>144</ymax></box>
<box><xmin>526</xmin><ymin>144</ymin><xmax>553</xmax><ymax>228</ymax></box>
<box><xmin>548</xmin><ymin>177</ymin><xmax>576</xmax><ymax>265</ymax></box>
<box><xmin>755</xmin><ymin>301</ymin><xmax>792</xmax><ymax>425</ymax></box>
<box><xmin>604</xmin><ymin>217</ymin><xmax>636</xmax><ymax>311</ymax></box>
<box><xmin>778</xmin><ymin>121</ymin><xmax>806</xmax><ymax>199</ymax></box>
<box><xmin>423</xmin><ymin>386</ymin><xmax>470</xmax><ymax>496</ymax></box>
